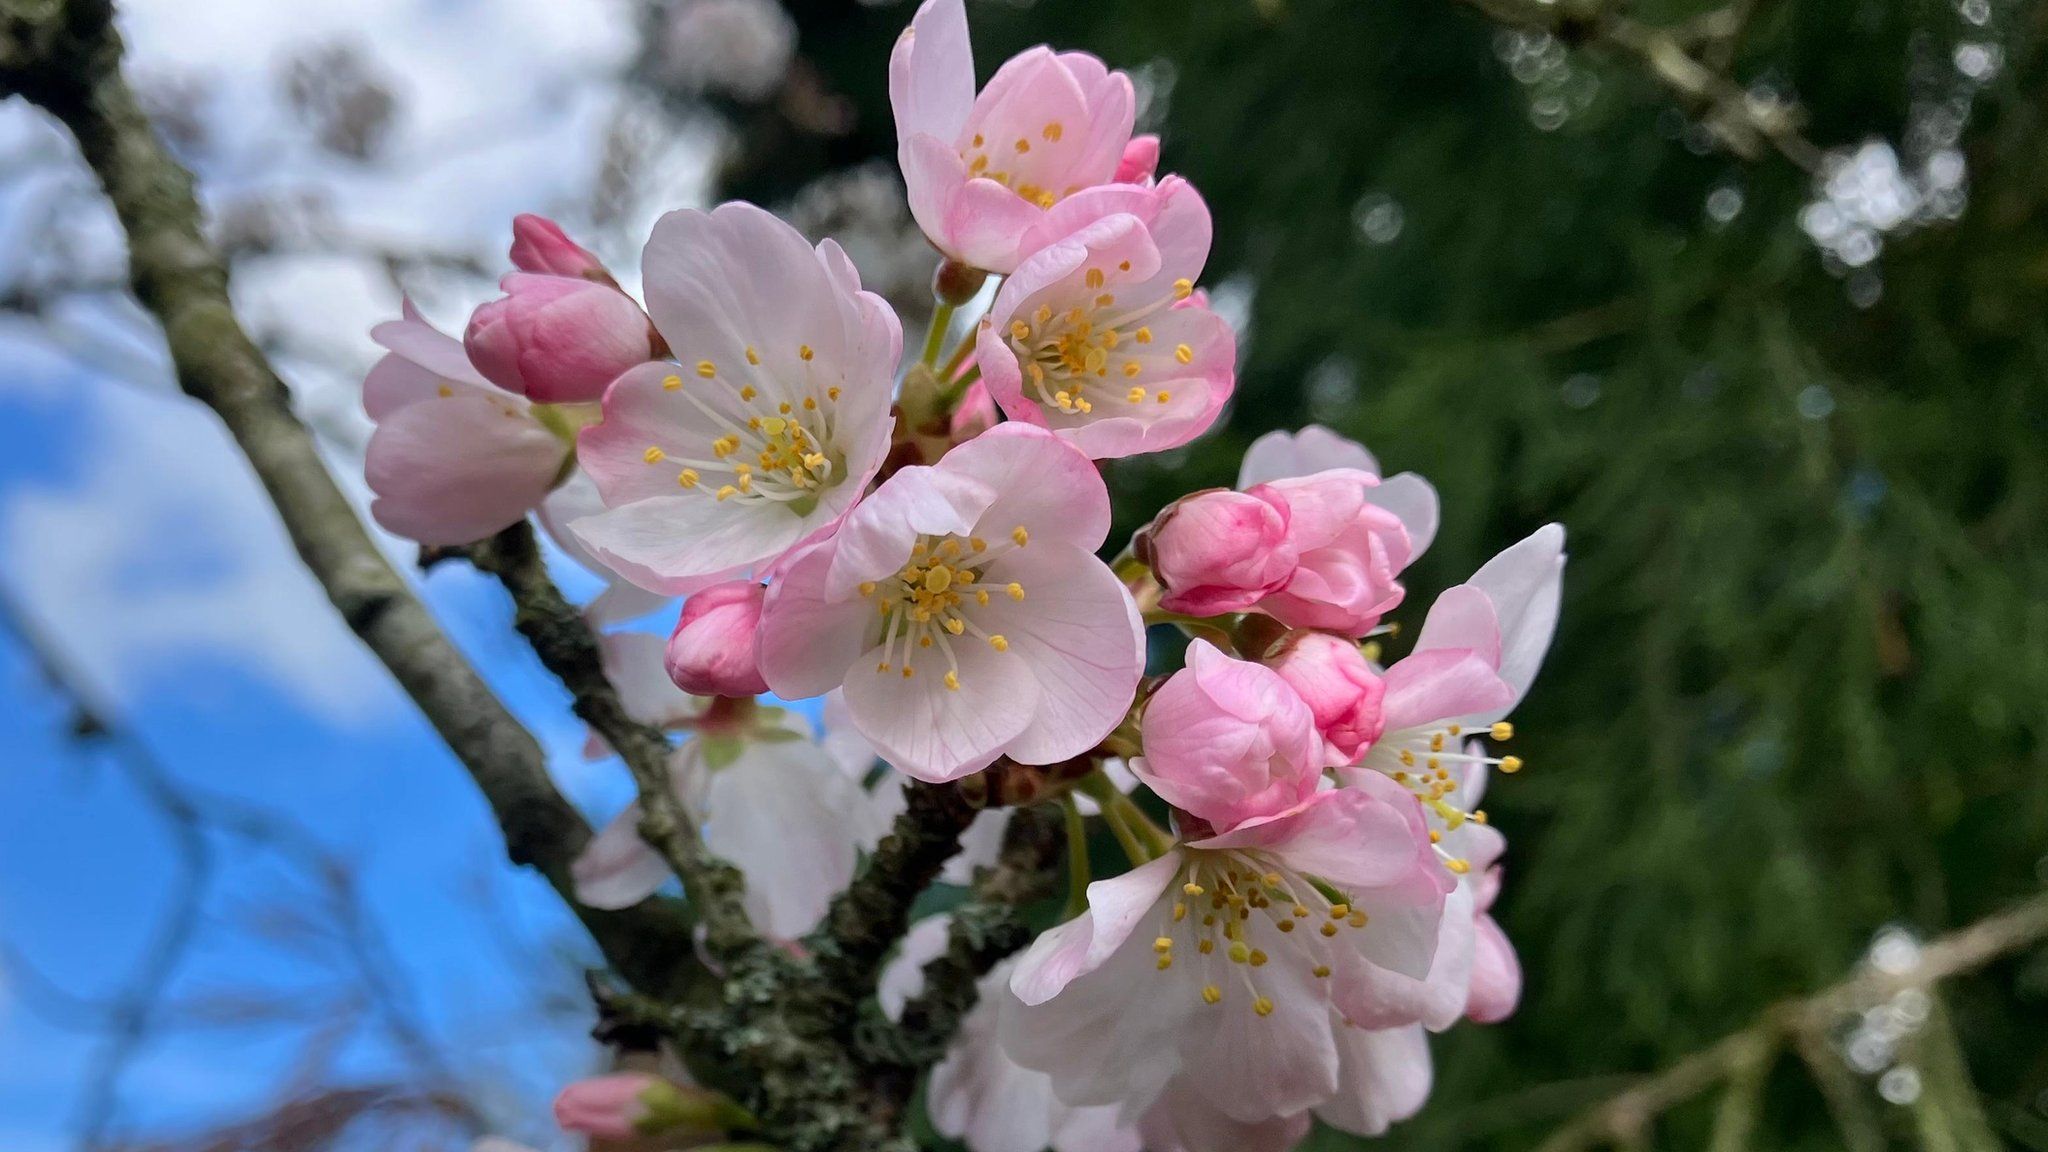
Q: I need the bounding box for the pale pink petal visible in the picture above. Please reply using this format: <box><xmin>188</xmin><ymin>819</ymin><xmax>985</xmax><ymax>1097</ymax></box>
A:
<box><xmin>878</xmin><ymin>914</ymin><xmax>954</xmax><ymax>1022</ymax></box>
<box><xmin>1379</xmin><ymin>647</ymin><xmax>1515</xmax><ymax>734</ymax></box>
<box><xmin>1237</xmin><ymin>425</ymin><xmax>1381</xmax><ymax>486</ymax></box>
<box><xmin>1467</xmin><ymin>912</ymin><xmax>1522</xmax><ymax>1023</ymax></box>
<box><xmin>757</xmin><ymin>541</ymin><xmax>883</xmax><ymax>700</ymax></box>
<box><xmin>536</xmin><ymin>476</ymin><xmax>672</xmax><ymax>626</ymax></box>
<box><xmin>969</xmin><ymin>544</ymin><xmax>1144</xmax><ymax>765</ymax></box>
<box><xmin>1191</xmin><ymin>783</ymin><xmax>1428</xmax><ymax>891</ymax></box>
<box><xmin>1368</xmin><ymin>472</ymin><xmax>1440</xmax><ymax>558</ymax></box>
<box><xmin>839</xmin><ymin>627</ymin><xmax>1038</xmax><ymax>782</ymax></box>
<box><xmin>569</xmin><ymin>492</ymin><xmax>818</xmax><ymax>598</ymax></box>
<box><xmin>371</xmin><ymin>306</ymin><xmax>492</xmax><ymax>388</ymax></box>
<box><xmin>1315</xmin><ymin>1024</ymin><xmax>1433</xmax><ymax>1136</ymax></box>
<box><xmin>938</xmin><ymin>422</ymin><xmax>1112</xmax><ymax>551</ymax></box>
<box><xmin>1462</xmin><ymin>523</ymin><xmax>1567</xmax><ymax>713</ymax></box>
<box><xmin>1176</xmin><ymin>946</ymin><xmax>1338</xmax><ymax>1122</ymax></box>
<box><xmin>1137</xmin><ymin>1080</ymin><xmax>1312</xmax><ymax>1152</ymax></box>
<box><xmin>823</xmin><ymin>463</ymin><xmax>994</xmax><ymax>592</ymax></box>
<box><xmin>1411</xmin><ymin>585</ymin><xmax>1505</xmax><ymax>666</ymax></box>
<box><xmin>571</xmin><ymin>804</ymin><xmax>673</xmax><ymax>909</ymax></box>
<box><xmin>598</xmin><ymin>631</ymin><xmax>703</xmax><ymax>728</ymax></box>
<box><xmin>363</xmin><ymin>351</ymin><xmax>481</xmax><ymax>419</ymax></box>
<box><xmin>888</xmin><ymin>0</ymin><xmax>975</xmax><ymax>145</ymax></box>
<box><xmin>1010</xmin><ymin>853</ymin><xmax>1178</xmax><ymax>1005</ymax></box>
<box><xmin>700</xmin><ymin>739</ymin><xmax>866</xmax><ymax>938</ymax></box>
<box><xmin>365</xmin><ymin>394</ymin><xmax>565</xmax><ymax>545</ymax></box>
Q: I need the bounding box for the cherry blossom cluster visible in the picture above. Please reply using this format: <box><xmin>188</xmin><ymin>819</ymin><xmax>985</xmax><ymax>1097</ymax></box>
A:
<box><xmin>358</xmin><ymin>2</ymin><xmax>1565</xmax><ymax>1149</ymax></box>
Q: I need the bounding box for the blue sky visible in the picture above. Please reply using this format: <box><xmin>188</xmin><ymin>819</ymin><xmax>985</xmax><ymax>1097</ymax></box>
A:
<box><xmin>0</xmin><ymin>364</ymin><xmax>661</xmax><ymax>1151</ymax></box>
<box><xmin>0</xmin><ymin>1</ymin><xmax>724</xmax><ymax>1145</ymax></box>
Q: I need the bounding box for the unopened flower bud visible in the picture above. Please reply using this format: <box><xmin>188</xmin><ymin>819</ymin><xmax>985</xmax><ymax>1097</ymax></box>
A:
<box><xmin>666</xmin><ymin>581</ymin><xmax>769</xmax><ymax>697</ymax></box>
<box><xmin>932</xmin><ymin>258</ymin><xmax>989</xmax><ymax>306</ymax></box>
<box><xmin>552</xmin><ymin>1073</ymin><xmax>751</xmax><ymax>1140</ymax></box>
<box><xmin>1131</xmin><ymin>639</ymin><xmax>1322</xmax><ymax>830</ymax></box>
<box><xmin>1142</xmin><ymin>488</ymin><xmax>1296</xmax><ymax>617</ymax></box>
<box><xmin>509</xmin><ymin>213</ymin><xmax>610</xmax><ymax>280</ymax></box>
<box><xmin>1115</xmin><ymin>134</ymin><xmax>1161</xmax><ymax>184</ymax></box>
<box><xmin>464</xmin><ymin>273</ymin><xmax>655</xmax><ymax>404</ymax></box>
<box><xmin>1265</xmin><ymin>630</ymin><xmax>1386</xmax><ymax>767</ymax></box>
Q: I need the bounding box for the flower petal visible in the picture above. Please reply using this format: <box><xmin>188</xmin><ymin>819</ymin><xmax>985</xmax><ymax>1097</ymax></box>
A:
<box><xmin>1010</xmin><ymin>853</ymin><xmax>1179</xmax><ymax>1005</ymax></box>
<box><xmin>365</xmin><ymin>393</ymin><xmax>564</xmax><ymax>545</ymax></box>
<box><xmin>972</xmin><ymin>543</ymin><xmax>1145</xmax><ymax>765</ymax></box>
<box><xmin>571</xmin><ymin>804</ymin><xmax>673</xmax><ymax>910</ymax></box>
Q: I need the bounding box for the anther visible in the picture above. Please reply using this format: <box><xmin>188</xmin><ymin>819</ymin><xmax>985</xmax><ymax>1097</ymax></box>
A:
<box><xmin>1500</xmin><ymin>756</ymin><xmax>1524</xmax><ymax>774</ymax></box>
<box><xmin>696</xmin><ymin>360</ymin><xmax>716</xmax><ymax>378</ymax></box>
<box><xmin>1174</xmin><ymin>343</ymin><xmax>1193</xmax><ymax>364</ymax></box>
<box><xmin>1011</xmin><ymin>526</ymin><xmax>1029</xmax><ymax>546</ymax></box>
<box><xmin>1201</xmin><ymin>985</ymin><xmax>1222</xmax><ymax>1005</ymax></box>
<box><xmin>988</xmin><ymin>635</ymin><xmax>1009</xmax><ymax>651</ymax></box>
<box><xmin>798</xmin><ymin>345</ymin><xmax>814</xmax><ymax>361</ymax></box>
<box><xmin>944</xmin><ymin>671</ymin><xmax>961</xmax><ymax>691</ymax></box>
<box><xmin>662</xmin><ymin>374</ymin><xmax>683</xmax><ymax>390</ymax></box>
<box><xmin>1172</xmin><ymin>278</ymin><xmax>1193</xmax><ymax>299</ymax></box>
<box><xmin>1252</xmin><ymin>996</ymin><xmax>1274</xmax><ymax>1017</ymax></box>
<box><xmin>643</xmin><ymin>446</ymin><xmax>665</xmax><ymax>463</ymax></box>
<box><xmin>1492</xmin><ymin>721</ymin><xmax>1515</xmax><ymax>740</ymax></box>
<box><xmin>676</xmin><ymin>469</ymin><xmax>698</xmax><ymax>488</ymax></box>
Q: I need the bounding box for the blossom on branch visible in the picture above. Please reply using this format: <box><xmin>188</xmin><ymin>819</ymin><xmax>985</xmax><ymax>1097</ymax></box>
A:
<box><xmin>757</xmin><ymin>424</ymin><xmax>1144</xmax><ymax>782</ymax></box>
<box><xmin>572</xmin><ymin>202</ymin><xmax>902</xmax><ymax>596</ymax></box>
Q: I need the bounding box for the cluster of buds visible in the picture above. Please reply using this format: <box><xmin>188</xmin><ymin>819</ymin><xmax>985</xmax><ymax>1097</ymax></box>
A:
<box><xmin>361</xmin><ymin>2</ymin><xmax>1567</xmax><ymax>1149</ymax></box>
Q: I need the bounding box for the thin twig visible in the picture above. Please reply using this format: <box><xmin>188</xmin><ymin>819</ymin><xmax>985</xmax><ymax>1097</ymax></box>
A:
<box><xmin>1536</xmin><ymin>891</ymin><xmax>2048</xmax><ymax>1152</ymax></box>
<box><xmin>0</xmin><ymin>0</ymin><xmax>698</xmax><ymax>996</ymax></box>
<box><xmin>1451</xmin><ymin>0</ymin><xmax>1823</xmax><ymax>172</ymax></box>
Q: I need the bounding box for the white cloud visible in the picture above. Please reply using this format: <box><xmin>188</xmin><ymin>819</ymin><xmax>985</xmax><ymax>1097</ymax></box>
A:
<box><xmin>2</xmin><ymin>380</ymin><xmax>397</xmax><ymax>725</ymax></box>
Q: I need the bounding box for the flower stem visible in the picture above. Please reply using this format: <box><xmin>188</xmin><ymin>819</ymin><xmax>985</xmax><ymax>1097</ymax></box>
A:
<box><xmin>920</xmin><ymin>300</ymin><xmax>957</xmax><ymax>368</ymax></box>
<box><xmin>1078</xmin><ymin>772</ymin><xmax>1175</xmax><ymax>865</ymax></box>
<box><xmin>1061</xmin><ymin>794</ymin><xmax>1091</xmax><ymax>918</ymax></box>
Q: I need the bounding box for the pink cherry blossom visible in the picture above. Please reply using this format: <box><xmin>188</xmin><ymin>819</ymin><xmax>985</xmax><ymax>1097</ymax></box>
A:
<box><xmin>1238</xmin><ymin>424</ymin><xmax>1442</xmax><ymax>559</ymax></box>
<box><xmin>510</xmin><ymin>213</ymin><xmax>609</xmax><ymax>279</ymax></box>
<box><xmin>1347</xmin><ymin>524</ymin><xmax>1567</xmax><ymax>791</ymax></box>
<box><xmin>465</xmin><ymin>272</ymin><xmax>658</xmax><ymax>405</ymax></box>
<box><xmin>572</xmin><ymin>202</ymin><xmax>902</xmax><ymax>596</ymax></box>
<box><xmin>976</xmin><ymin>179</ymin><xmax>1235</xmax><ymax>457</ymax></box>
<box><xmin>757</xmin><ymin>424</ymin><xmax>1145</xmax><ymax>783</ymax></box>
<box><xmin>1131</xmin><ymin>640</ymin><xmax>1322</xmax><ymax>831</ymax></box>
<box><xmin>665</xmin><ymin>580</ymin><xmax>770</xmax><ymax>697</ymax></box>
<box><xmin>890</xmin><ymin>0</ymin><xmax>1138</xmax><ymax>272</ymax></box>
<box><xmin>1142</xmin><ymin>488</ymin><xmax>1296</xmax><ymax>617</ymax></box>
<box><xmin>879</xmin><ymin>918</ymin><xmax>1142</xmax><ymax>1152</ymax></box>
<box><xmin>1249</xmin><ymin>469</ymin><xmax>1415</xmax><ymax>635</ymax></box>
<box><xmin>1004</xmin><ymin>782</ymin><xmax>1451</xmax><ymax>1141</ymax></box>
<box><xmin>362</xmin><ymin>300</ymin><xmax>569</xmax><ymax>545</ymax></box>
<box><xmin>1266</xmin><ymin>630</ymin><xmax>1387</xmax><ymax>767</ymax></box>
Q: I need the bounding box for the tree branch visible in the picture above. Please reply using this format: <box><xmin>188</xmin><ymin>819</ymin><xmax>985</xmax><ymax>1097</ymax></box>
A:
<box><xmin>453</xmin><ymin>524</ymin><xmax>763</xmax><ymax>969</ymax></box>
<box><xmin>1451</xmin><ymin>0</ymin><xmax>1824</xmax><ymax>172</ymax></box>
<box><xmin>1536</xmin><ymin>891</ymin><xmax>2048</xmax><ymax>1152</ymax></box>
<box><xmin>0</xmin><ymin>0</ymin><xmax>695</xmax><ymax>995</ymax></box>
<box><xmin>856</xmin><ymin>804</ymin><xmax>1065</xmax><ymax>1076</ymax></box>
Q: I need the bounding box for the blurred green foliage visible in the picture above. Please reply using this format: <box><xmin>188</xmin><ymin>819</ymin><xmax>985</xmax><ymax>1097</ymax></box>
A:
<box><xmin>740</xmin><ymin>0</ymin><xmax>2048</xmax><ymax>1145</ymax></box>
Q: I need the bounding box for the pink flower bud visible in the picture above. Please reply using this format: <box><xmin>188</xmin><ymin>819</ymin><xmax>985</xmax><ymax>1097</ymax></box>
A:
<box><xmin>510</xmin><ymin>213</ymin><xmax>608</xmax><ymax>279</ymax></box>
<box><xmin>1115</xmin><ymin>134</ymin><xmax>1161</xmax><ymax>183</ymax></box>
<box><xmin>464</xmin><ymin>273</ymin><xmax>655</xmax><ymax>404</ymax></box>
<box><xmin>665</xmin><ymin>581</ymin><xmax>769</xmax><ymax>697</ymax></box>
<box><xmin>1132</xmin><ymin>639</ymin><xmax>1322</xmax><ymax>830</ymax></box>
<box><xmin>1251</xmin><ymin>470</ymin><xmax>1414</xmax><ymax>636</ymax></box>
<box><xmin>552</xmin><ymin>1073</ymin><xmax>659</xmax><ymax>1139</ymax></box>
<box><xmin>1142</xmin><ymin>489</ymin><xmax>1296</xmax><ymax>617</ymax></box>
<box><xmin>1265</xmin><ymin>630</ymin><xmax>1386</xmax><ymax>767</ymax></box>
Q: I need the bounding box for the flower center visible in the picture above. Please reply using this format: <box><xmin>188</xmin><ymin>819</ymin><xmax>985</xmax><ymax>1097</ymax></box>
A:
<box><xmin>639</xmin><ymin>346</ymin><xmax>846</xmax><ymax>514</ymax></box>
<box><xmin>1369</xmin><ymin>721</ymin><xmax>1522</xmax><ymax>874</ymax></box>
<box><xmin>1149</xmin><ymin>851</ymin><xmax>1367</xmax><ymax>1019</ymax></box>
<box><xmin>961</xmin><ymin>122</ymin><xmax>1080</xmax><ymax>209</ymax></box>
<box><xmin>857</xmin><ymin>529</ymin><xmax>1030</xmax><ymax>691</ymax></box>
<box><xmin>1004</xmin><ymin>271</ymin><xmax>1196</xmax><ymax>416</ymax></box>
